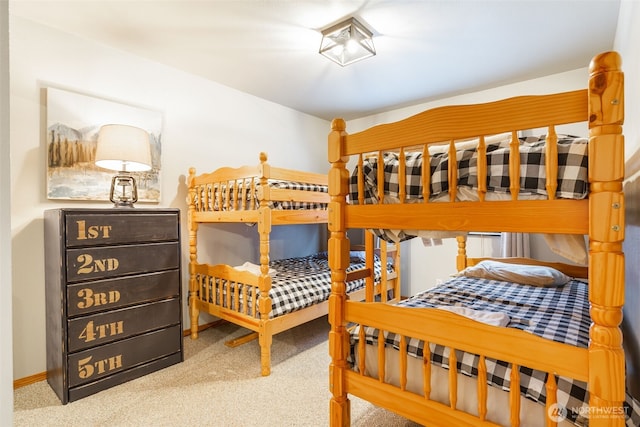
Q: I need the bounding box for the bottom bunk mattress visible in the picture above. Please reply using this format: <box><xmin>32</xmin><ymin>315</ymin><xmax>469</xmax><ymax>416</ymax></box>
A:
<box><xmin>349</xmin><ymin>272</ymin><xmax>640</xmax><ymax>427</ymax></box>
<box><xmin>200</xmin><ymin>251</ymin><xmax>393</xmax><ymax>319</ymax></box>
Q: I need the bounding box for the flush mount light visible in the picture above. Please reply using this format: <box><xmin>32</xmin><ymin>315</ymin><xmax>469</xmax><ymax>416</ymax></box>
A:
<box><xmin>319</xmin><ymin>17</ymin><xmax>376</xmax><ymax>66</ymax></box>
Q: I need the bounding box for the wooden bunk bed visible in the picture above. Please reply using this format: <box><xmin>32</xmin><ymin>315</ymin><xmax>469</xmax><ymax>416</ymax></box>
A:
<box><xmin>327</xmin><ymin>51</ymin><xmax>640</xmax><ymax>426</ymax></box>
<box><xmin>187</xmin><ymin>153</ymin><xmax>399</xmax><ymax>376</ymax></box>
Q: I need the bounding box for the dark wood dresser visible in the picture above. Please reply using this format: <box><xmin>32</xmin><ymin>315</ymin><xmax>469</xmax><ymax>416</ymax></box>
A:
<box><xmin>44</xmin><ymin>208</ymin><xmax>183</xmax><ymax>404</ymax></box>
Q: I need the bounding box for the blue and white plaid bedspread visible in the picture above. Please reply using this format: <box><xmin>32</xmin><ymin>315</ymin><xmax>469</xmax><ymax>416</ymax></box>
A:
<box><xmin>350</xmin><ymin>277</ymin><xmax>640</xmax><ymax>426</ymax></box>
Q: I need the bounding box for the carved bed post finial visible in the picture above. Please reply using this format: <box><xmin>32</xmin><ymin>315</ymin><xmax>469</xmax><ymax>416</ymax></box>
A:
<box><xmin>187</xmin><ymin>167</ymin><xmax>200</xmax><ymax>339</ymax></box>
<box><xmin>331</xmin><ymin>118</ymin><xmax>346</xmax><ymax>132</ymax></box>
<box><xmin>587</xmin><ymin>51</ymin><xmax>626</xmax><ymax>425</ymax></box>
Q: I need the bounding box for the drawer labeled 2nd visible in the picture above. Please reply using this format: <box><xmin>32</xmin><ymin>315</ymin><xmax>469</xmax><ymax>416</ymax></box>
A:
<box><xmin>66</xmin><ymin>242</ymin><xmax>179</xmax><ymax>282</ymax></box>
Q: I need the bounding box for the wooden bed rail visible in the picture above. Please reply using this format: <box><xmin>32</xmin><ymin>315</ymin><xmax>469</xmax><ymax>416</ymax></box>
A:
<box><xmin>190</xmin><ymin>258</ymin><xmax>399</xmax><ymax>326</ymax></box>
<box><xmin>354</xmin><ymin>127</ymin><xmax>568</xmax><ymax>206</ymax></box>
<box><xmin>349</xmin><ymin>303</ymin><xmax>589</xmax><ymax>380</ymax></box>
<box><xmin>348</xmin><ymin>302</ymin><xmax>589</xmax><ymax>426</ymax></box>
<box><xmin>190</xmin><ymin>152</ymin><xmax>328</xmax><ymax>185</ymax></box>
<box><xmin>187</xmin><ymin>153</ymin><xmax>329</xmax><ymax>215</ymax></box>
<box><xmin>342</xmin><ymin>90</ymin><xmax>587</xmax><ymax>155</ymax></box>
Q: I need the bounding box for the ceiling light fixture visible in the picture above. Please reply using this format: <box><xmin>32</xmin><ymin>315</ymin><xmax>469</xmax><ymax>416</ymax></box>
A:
<box><xmin>319</xmin><ymin>17</ymin><xmax>376</xmax><ymax>67</ymax></box>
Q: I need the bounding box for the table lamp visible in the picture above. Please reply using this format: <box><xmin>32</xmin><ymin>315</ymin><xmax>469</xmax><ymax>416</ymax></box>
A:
<box><xmin>95</xmin><ymin>124</ymin><xmax>152</xmax><ymax>207</ymax></box>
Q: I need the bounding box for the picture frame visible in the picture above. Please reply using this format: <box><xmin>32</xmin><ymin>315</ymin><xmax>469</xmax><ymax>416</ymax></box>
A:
<box><xmin>46</xmin><ymin>87</ymin><xmax>163</xmax><ymax>203</ymax></box>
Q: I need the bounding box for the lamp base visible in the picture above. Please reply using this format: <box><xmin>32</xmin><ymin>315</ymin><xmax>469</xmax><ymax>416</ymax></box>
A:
<box><xmin>109</xmin><ymin>174</ymin><xmax>139</xmax><ymax>208</ymax></box>
<box><xmin>112</xmin><ymin>199</ymin><xmax>136</xmax><ymax>208</ymax></box>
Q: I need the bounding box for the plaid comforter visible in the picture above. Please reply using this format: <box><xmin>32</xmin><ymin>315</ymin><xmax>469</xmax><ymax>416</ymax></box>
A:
<box><xmin>350</xmin><ymin>277</ymin><xmax>640</xmax><ymax>426</ymax></box>
<box><xmin>202</xmin><ymin>251</ymin><xmax>393</xmax><ymax>319</ymax></box>
<box><xmin>349</xmin><ymin>135</ymin><xmax>589</xmax><ymax>205</ymax></box>
<box><xmin>194</xmin><ymin>179</ymin><xmax>328</xmax><ymax>211</ymax></box>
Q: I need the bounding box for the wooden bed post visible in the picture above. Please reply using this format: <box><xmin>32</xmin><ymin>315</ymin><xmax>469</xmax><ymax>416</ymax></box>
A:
<box><xmin>187</xmin><ymin>167</ymin><xmax>200</xmax><ymax>339</ymax></box>
<box><xmin>587</xmin><ymin>51</ymin><xmax>626</xmax><ymax>426</ymax></box>
<box><xmin>364</xmin><ymin>230</ymin><xmax>375</xmax><ymax>302</ymax></box>
<box><xmin>328</xmin><ymin>118</ymin><xmax>351</xmax><ymax>426</ymax></box>
<box><xmin>456</xmin><ymin>235</ymin><xmax>467</xmax><ymax>272</ymax></box>
<box><xmin>257</xmin><ymin>152</ymin><xmax>274</xmax><ymax>376</ymax></box>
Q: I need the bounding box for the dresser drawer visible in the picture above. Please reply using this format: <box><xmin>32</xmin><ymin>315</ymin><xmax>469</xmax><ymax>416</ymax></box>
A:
<box><xmin>66</xmin><ymin>242</ymin><xmax>179</xmax><ymax>282</ymax></box>
<box><xmin>67</xmin><ymin>298</ymin><xmax>180</xmax><ymax>352</ymax></box>
<box><xmin>67</xmin><ymin>325</ymin><xmax>182</xmax><ymax>388</ymax></box>
<box><xmin>66</xmin><ymin>270</ymin><xmax>179</xmax><ymax>317</ymax></box>
<box><xmin>67</xmin><ymin>352</ymin><xmax>183</xmax><ymax>403</ymax></box>
<box><xmin>65</xmin><ymin>212</ymin><xmax>179</xmax><ymax>247</ymax></box>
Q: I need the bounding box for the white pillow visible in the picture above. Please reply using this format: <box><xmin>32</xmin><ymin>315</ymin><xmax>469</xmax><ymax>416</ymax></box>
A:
<box><xmin>457</xmin><ymin>260</ymin><xmax>571</xmax><ymax>287</ymax></box>
<box><xmin>233</xmin><ymin>262</ymin><xmax>277</xmax><ymax>276</ymax></box>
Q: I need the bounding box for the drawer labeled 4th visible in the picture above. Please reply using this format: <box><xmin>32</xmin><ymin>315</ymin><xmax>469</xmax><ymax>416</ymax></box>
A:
<box><xmin>67</xmin><ymin>298</ymin><xmax>180</xmax><ymax>352</ymax></box>
<box><xmin>66</xmin><ymin>242</ymin><xmax>179</xmax><ymax>282</ymax></box>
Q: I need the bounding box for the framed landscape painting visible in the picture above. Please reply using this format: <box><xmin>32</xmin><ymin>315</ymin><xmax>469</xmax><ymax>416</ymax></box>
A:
<box><xmin>46</xmin><ymin>88</ymin><xmax>163</xmax><ymax>202</ymax></box>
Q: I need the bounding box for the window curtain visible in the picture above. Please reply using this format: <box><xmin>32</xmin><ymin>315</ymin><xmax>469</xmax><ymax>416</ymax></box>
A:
<box><xmin>501</xmin><ymin>232</ymin><xmax>530</xmax><ymax>258</ymax></box>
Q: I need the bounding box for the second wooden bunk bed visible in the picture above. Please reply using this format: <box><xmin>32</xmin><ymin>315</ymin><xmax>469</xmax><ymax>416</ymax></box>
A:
<box><xmin>187</xmin><ymin>153</ymin><xmax>398</xmax><ymax>375</ymax></box>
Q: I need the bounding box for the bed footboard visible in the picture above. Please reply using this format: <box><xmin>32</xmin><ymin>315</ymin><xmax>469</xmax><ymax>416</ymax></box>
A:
<box><xmin>190</xmin><ymin>263</ymin><xmax>265</xmax><ymax>330</ymax></box>
<box><xmin>346</xmin><ymin>302</ymin><xmax>587</xmax><ymax>426</ymax></box>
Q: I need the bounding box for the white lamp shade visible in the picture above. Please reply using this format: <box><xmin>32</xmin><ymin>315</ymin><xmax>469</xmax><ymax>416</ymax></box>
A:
<box><xmin>95</xmin><ymin>124</ymin><xmax>152</xmax><ymax>172</ymax></box>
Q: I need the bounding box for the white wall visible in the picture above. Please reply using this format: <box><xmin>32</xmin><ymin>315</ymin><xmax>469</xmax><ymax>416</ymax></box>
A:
<box><xmin>402</xmin><ymin>234</ymin><xmax>499</xmax><ymax>296</ymax></box>
<box><xmin>615</xmin><ymin>0</ymin><xmax>640</xmax><ymax>398</ymax></box>
<box><xmin>1</xmin><ymin>0</ymin><xmax>14</xmax><ymax>424</ymax></box>
<box><xmin>9</xmin><ymin>16</ymin><xmax>329</xmax><ymax>382</ymax></box>
<box><xmin>615</xmin><ymin>1</ymin><xmax>640</xmax><ymax>161</ymax></box>
<box><xmin>348</xmin><ymin>68</ymin><xmax>590</xmax><ymax>134</ymax></box>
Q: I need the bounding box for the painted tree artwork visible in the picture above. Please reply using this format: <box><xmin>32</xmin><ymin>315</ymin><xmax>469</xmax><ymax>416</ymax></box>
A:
<box><xmin>46</xmin><ymin>88</ymin><xmax>163</xmax><ymax>202</ymax></box>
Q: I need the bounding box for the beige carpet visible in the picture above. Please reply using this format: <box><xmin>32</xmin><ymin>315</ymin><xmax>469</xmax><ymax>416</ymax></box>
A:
<box><xmin>14</xmin><ymin>316</ymin><xmax>421</xmax><ymax>426</ymax></box>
